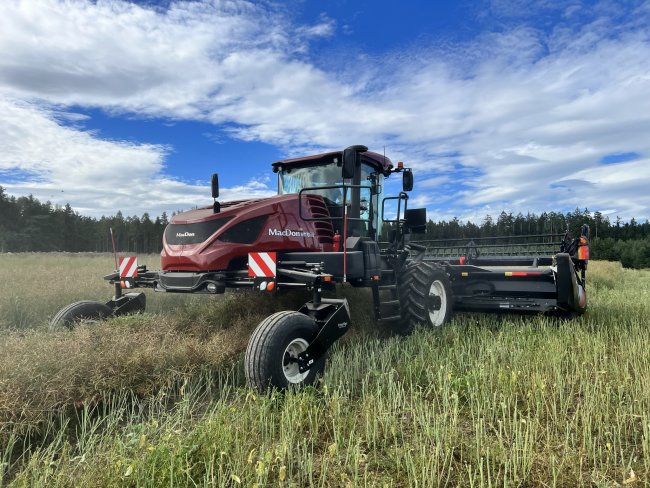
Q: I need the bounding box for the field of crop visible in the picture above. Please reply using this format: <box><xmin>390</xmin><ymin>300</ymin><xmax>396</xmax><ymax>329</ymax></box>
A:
<box><xmin>0</xmin><ymin>253</ymin><xmax>649</xmax><ymax>487</ymax></box>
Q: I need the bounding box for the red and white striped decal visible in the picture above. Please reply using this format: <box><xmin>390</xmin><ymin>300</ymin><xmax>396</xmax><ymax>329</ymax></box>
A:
<box><xmin>119</xmin><ymin>256</ymin><xmax>139</xmax><ymax>278</ymax></box>
<box><xmin>248</xmin><ymin>252</ymin><xmax>276</xmax><ymax>278</ymax></box>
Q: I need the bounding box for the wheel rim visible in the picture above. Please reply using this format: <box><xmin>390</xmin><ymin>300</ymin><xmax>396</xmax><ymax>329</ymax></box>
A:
<box><xmin>427</xmin><ymin>280</ymin><xmax>447</xmax><ymax>326</ymax></box>
<box><xmin>282</xmin><ymin>338</ymin><xmax>310</xmax><ymax>384</ymax></box>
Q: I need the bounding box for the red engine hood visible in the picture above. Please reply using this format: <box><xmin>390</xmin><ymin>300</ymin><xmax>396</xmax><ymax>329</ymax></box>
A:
<box><xmin>170</xmin><ymin>197</ymin><xmax>273</xmax><ymax>224</ymax></box>
<box><xmin>162</xmin><ymin>194</ymin><xmax>335</xmax><ymax>271</ymax></box>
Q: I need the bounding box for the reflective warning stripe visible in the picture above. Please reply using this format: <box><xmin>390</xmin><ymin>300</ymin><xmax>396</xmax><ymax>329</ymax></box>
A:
<box><xmin>505</xmin><ymin>271</ymin><xmax>542</xmax><ymax>277</ymax></box>
<box><xmin>119</xmin><ymin>257</ymin><xmax>138</xmax><ymax>278</ymax></box>
<box><xmin>248</xmin><ymin>252</ymin><xmax>277</xmax><ymax>277</ymax></box>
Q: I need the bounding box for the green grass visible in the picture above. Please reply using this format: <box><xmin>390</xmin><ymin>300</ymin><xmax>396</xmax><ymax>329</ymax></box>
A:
<box><xmin>0</xmin><ymin>253</ymin><xmax>195</xmax><ymax>330</ymax></box>
<box><xmin>1</xmin><ymin>255</ymin><xmax>649</xmax><ymax>486</ymax></box>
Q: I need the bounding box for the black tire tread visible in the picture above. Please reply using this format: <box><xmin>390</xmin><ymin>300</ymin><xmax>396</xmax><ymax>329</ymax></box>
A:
<box><xmin>245</xmin><ymin>311</ymin><xmax>295</xmax><ymax>390</ymax></box>
<box><xmin>245</xmin><ymin>311</ymin><xmax>324</xmax><ymax>392</ymax></box>
<box><xmin>396</xmin><ymin>261</ymin><xmax>453</xmax><ymax>335</ymax></box>
<box><xmin>49</xmin><ymin>300</ymin><xmax>113</xmax><ymax>330</ymax></box>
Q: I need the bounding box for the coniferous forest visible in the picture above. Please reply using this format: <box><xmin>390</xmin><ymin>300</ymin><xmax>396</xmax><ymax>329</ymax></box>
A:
<box><xmin>1</xmin><ymin>186</ymin><xmax>648</xmax><ymax>268</ymax></box>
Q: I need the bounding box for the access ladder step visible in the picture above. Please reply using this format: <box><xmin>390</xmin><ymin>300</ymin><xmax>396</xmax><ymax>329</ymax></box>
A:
<box><xmin>378</xmin><ymin>284</ymin><xmax>398</xmax><ymax>291</ymax></box>
<box><xmin>378</xmin><ymin>315</ymin><xmax>402</xmax><ymax>323</ymax></box>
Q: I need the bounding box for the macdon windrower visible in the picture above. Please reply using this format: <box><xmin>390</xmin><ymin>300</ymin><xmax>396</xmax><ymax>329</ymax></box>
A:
<box><xmin>52</xmin><ymin>145</ymin><xmax>590</xmax><ymax>391</ymax></box>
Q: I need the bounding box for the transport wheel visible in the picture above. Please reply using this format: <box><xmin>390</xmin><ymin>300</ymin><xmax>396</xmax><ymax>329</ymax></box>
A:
<box><xmin>49</xmin><ymin>301</ymin><xmax>113</xmax><ymax>330</ymax></box>
<box><xmin>245</xmin><ymin>311</ymin><xmax>325</xmax><ymax>392</ymax></box>
<box><xmin>557</xmin><ymin>284</ymin><xmax>587</xmax><ymax>319</ymax></box>
<box><xmin>576</xmin><ymin>284</ymin><xmax>587</xmax><ymax>312</ymax></box>
<box><xmin>398</xmin><ymin>261</ymin><xmax>453</xmax><ymax>334</ymax></box>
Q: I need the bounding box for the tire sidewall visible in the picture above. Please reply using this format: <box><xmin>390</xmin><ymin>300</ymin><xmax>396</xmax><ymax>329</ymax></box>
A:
<box><xmin>50</xmin><ymin>301</ymin><xmax>112</xmax><ymax>330</ymax></box>
<box><xmin>271</xmin><ymin>317</ymin><xmax>324</xmax><ymax>389</ymax></box>
<box><xmin>246</xmin><ymin>311</ymin><xmax>325</xmax><ymax>391</ymax></box>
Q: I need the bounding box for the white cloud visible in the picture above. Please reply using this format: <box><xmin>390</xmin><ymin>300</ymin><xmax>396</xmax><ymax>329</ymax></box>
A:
<box><xmin>0</xmin><ymin>0</ymin><xmax>281</xmax><ymax>115</ymax></box>
<box><xmin>0</xmin><ymin>0</ymin><xmax>649</xmax><ymax>221</ymax></box>
<box><xmin>0</xmin><ymin>97</ymin><xmax>273</xmax><ymax>217</ymax></box>
<box><xmin>365</xmin><ymin>23</ymin><xmax>650</xmax><ymax>220</ymax></box>
<box><xmin>295</xmin><ymin>13</ymin><xmax>336</xmax><ymax>39</ymax></box>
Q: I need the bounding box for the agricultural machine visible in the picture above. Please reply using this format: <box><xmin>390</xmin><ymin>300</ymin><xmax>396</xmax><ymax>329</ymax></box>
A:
<box><xmin>51</xmin><ymin>145</ymin><xmax>590</xmax><ymax>391</ymax></box>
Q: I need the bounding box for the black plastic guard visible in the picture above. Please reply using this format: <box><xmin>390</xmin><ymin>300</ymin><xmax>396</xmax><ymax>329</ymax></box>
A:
<box><xmin>297</xmin><ymin>298</ymin><xmax>351</xmax><ymax>373</ymax></box>
<box><xmin>281</xmin><ymin>252</ymin><xmax>365</xmax><ymax>279</ymax></box>
<box><xmin>556</xmin><ymin>253</ymin><xmax>584</xmax><ymax>313</ymax></box>
<box><xmin>106</xmin><ymin>292</ymin><xmax>147</xmax><ymax>317</ymax></box>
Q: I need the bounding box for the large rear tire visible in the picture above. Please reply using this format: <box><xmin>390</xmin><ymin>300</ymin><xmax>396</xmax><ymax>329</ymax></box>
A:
<box><xmin>49</xmin><ymin>300</ymin><xmax>113</xmax><ymax>330</ymax></box>
<box><xmin>245</xmin><ymin>311</ymin><xmax>325</xmax><ymax>392</ymax></box>
<box><xmin>398</xmin><ymin>261</ymin><xmax>453</xmax><ymax>335</ymax></box>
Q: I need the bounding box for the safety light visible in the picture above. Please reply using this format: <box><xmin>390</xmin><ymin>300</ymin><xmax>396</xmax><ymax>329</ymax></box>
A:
<box><xmin>267</xmin><ymin>281</ymin><xmax>276</xmax><ymax>291</ymax></box>
<box><xmin>397</xmin><ymin>161</ymin><xmax>404</xmax><ymax>169</ymax></box>
<box><xmin>578</xmin><ymin>237</ymin><xmax>590</xmax><ymax>261</ymax></box>
<box><xmin>323</xmin><ymin>275</ymin><xmax>333</xmax><ymax>282</ymax></box>
<box><xmin>206</xmin><ymin>282</ymin><xmax>218</xmax><ymax>293</ymax></box>
<box><xmin>259</xmin><ymin>281</ymin><xmax>267</xmax><ymax>291</ymax></box>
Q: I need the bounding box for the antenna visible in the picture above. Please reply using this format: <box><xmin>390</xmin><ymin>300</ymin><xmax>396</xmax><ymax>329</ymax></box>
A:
<box><xmin>109</xmin><ymin>227</ymin><xmax>118</xmax><ymax>272</ymax></box>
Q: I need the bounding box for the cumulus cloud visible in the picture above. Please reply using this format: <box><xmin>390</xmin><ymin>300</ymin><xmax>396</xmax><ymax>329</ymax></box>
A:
<box><xmin>0</xmin><ymin>0</ymin><xmax>649</xmax><ymax>221</ymax></box>
<box><xmin>0</xmin><ymin>0</ymin><xmax>282</xmax><ymax>115</ymax></box>
<box><xmin>0</xmin><ymin>97</ymin><xmax>274</xmax><ymax>217</ymax></box>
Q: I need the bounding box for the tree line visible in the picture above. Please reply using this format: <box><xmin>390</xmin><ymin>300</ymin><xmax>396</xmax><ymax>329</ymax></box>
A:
<box><xmin>1</xmin><ymin>186</ymin><xmax>648</xmax><ymax>268</ymax></box>
<box><xmin>0</xmin><ymin>187</ymin><xmax>167</xmax><ymax>254</ymax></box>
<box><xmin>416</xmin><ymin>209</ymin><xmax>650</xmax><ymax>269</ymax></box>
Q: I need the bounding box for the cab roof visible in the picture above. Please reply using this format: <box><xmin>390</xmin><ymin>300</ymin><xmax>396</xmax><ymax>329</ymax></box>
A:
<box><xmin>272</xmin><ymin>150</ymin><xmax>393</xmax><ymax>175</ymax></box>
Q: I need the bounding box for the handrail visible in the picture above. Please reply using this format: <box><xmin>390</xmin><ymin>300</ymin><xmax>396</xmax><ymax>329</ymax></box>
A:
<box><xmin>381</xmin><ymin>192</ymin><xmax>408</xmax><ymax>223</ymax></box>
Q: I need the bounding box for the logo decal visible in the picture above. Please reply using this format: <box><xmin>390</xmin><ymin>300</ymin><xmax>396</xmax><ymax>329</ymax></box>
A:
<box><xmin>176</xmin><ymin>232</ymin><xmax>195</xmax><ymax>238</ymax></box>
<box><xmin>268</xmin><ymin>228</ymin><xmax>313</xmax><ymax>238</ymax></box>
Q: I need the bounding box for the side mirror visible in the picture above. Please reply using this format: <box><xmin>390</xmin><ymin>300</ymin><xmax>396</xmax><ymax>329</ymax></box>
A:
<box><xmin>211</xmin><ymin>173</ymin><xmax>219</xmax><ymax>199</ymax></box>
<box><xmin>405</xmin><ymin>208</ymin><xmax>426</xmax><ymax>233</ymax></box>
<box><xmin>342</xmin><ymin>145</ymin><xmax>368</xmax><ymax>179</ymax></box>
<box><xmin>403</xmin><ymin>170</ymin><xmax>413</xmax><ymax>192</ymax></box>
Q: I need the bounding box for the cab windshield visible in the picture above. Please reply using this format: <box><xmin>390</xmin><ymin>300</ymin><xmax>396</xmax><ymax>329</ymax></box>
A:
<box><xmin>278</xmin><ymin>163</ymin><xmax>379</xmax><ymax>199</ymax></box>
<box><xmin>278</xmin><ymin>163</ymin><xmax>384</xmax><ymax>237</ymax></box>
<box><xmin>278</xmin><ymin>164</ymin><xmax>343</xmax><ymax>201</ymax></box>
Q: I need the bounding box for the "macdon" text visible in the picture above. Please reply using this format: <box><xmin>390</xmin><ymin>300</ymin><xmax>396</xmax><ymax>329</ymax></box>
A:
<box><xmin>268</xmin><ymin>228</ymin><xmax>314</xmax><ymax>238</ymax></box>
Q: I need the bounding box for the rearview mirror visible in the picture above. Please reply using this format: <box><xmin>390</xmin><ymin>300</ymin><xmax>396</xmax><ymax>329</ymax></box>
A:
<box><xmin>211</xmin><ymin>173</ymin><xmax>219</xmax><ymax>199</ymax></box>
<box><xmin>403</xmin><ymin>170</ymin><xmax>413</xmax><ymax>192</ymax></box>
<box><xmin>342</xmin><ymin>145</ymin><xmax>368</xmax><ymax>179</ymax></box>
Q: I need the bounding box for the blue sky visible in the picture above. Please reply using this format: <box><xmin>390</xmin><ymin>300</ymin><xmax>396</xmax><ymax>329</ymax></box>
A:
<box><xmin>1</xmin><ymin>0</ymin><xmax>649</xmax><ymax>221</ymax></box>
